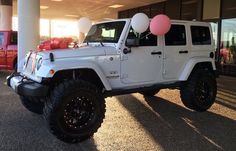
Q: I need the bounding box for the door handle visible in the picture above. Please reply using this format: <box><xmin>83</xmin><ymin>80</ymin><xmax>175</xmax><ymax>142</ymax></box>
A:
<box><xmin>151</xmin><ymin>51</ymin><xmax>162</xmax><ymax>55</ymax></box>
<box><xmin>179</xmin><ymin>50</ymin><xmax>188</xmax><ymax>54</ymax></box>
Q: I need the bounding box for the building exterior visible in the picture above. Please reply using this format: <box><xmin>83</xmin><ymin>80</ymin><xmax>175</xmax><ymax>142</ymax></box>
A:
<box><xmin>118</xmin><ymin>0</ymin><xmax>236</xmax><ymax>76</ymax></box>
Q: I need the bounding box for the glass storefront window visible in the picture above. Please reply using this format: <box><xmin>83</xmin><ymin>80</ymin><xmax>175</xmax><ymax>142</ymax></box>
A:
<box><xmin>221</xmin><ymin>18</ymin><xmax>236</xmax><ymax>64</ymax></box>
<box><xmin>210</xmin><ymin>22</ymin><xmax>218</xmax><ymax>50</ymax></box>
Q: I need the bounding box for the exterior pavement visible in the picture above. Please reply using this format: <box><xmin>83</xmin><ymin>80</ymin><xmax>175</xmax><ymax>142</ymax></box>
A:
<box><xmin>0</xmin><ymin>71</ymin><xmax>235</xmax><ymax>151</ymax></box>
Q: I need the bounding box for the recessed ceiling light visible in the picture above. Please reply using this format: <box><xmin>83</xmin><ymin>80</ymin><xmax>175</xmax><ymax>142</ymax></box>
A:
<box><xmin>40</xmin><ymin>6</ymin><xmax>49</xmax><ymax>9</ymax></box>
<box><xmin>109</xmin><ymin>4</ymin><xmax>124</xmax><ymax>9</ymax></box>
<box><xmin>65</xmin><ymin>14</ymin><xmax>79</xmax><ymax>18</ymax></box>
<box><xmin>52</xmin><ymin>0</ymin><xmax>62</xmax><ymax>1</ymax></box>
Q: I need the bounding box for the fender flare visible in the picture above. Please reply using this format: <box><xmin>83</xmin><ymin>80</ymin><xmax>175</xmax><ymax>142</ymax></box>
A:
<box><xmin>179</xmin><ymin>57</ymin><xmax>216</xmax><ymax>81</ymax></box>
<box><xmin>36</xmin><ymin>60</ymin><xmax>112</xmax><ymax>91</ymax></box>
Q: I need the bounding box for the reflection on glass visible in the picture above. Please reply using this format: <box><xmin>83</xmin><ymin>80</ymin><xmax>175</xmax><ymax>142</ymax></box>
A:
<box><xmin>221</xmin><ymin>18</ymin><xmax>236</xmax><ymax>64</ymax></box>
<box><xmin>210</xmin><ymin>22</ymin><xmax>218</xmax><ymax>50</ymax></box>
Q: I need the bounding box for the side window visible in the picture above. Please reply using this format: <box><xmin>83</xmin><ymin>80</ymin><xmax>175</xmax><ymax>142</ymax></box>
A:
<box><xmin>165</xmin><ymin>25</ymin><xmax>186</xmax><ymax>46</ymax></box>
<box><xmin>10</xmin><ymin>32</ymin><xmax>17</xmax><ymax>45</ymax></box>
<box><xmin>191</xmin><ymin>26</ymin><xmax>211</xmax><ymax>45</ymax></box>
<box><xmin>0</xmin><ymin>32</ymin><xmax>4</xmax><ymax>45</ymax></box>
<box><xmin>127</xmin><ymin>28</ymin><xmax>138</xmax><ymax>39</ymax></box>
<box><xmin>139</xmin><ymin>30</ymin><xmax>157</xmax><ymax>46</ymax></box>
<box><xmin>127</xmin><ymin>28</ymin><xmax>157</xmax><ymax>46</ymax></box>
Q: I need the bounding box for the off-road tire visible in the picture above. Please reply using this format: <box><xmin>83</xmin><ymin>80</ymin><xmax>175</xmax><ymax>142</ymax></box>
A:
<box><xmin>44</xmin><ymin>80</ymin><xmax>106</xmax><ymax>143</ymax></box>
<box><xmin>180</xmin><ymin>69</ymin><xmax>217</xmax><ymax>112</ymax></box>
<box><xmin>140</xmin><ymin>89</ymin><xmax>160</xmax><ymax>97</ymax></box>
<box><xmin>20</xmin><ymin>96</ymin><xmax>44</xmax><ymax>114</ymax></box>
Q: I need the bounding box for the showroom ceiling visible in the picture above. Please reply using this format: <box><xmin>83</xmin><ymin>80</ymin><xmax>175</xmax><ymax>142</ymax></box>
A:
<box><xmin>13</xmin><ymin>0</ymin><xmax>165</xmax><ymax>21</ymax></box>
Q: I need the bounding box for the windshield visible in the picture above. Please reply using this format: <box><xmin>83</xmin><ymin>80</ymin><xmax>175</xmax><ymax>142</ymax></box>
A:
<box><xmin>84</xmin><ymin>21</ymin><xmax>126</xmax><ymax>43</ymax></box>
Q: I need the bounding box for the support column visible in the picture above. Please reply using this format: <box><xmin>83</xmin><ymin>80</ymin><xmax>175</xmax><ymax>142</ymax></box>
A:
<box><xmin>0</xmin><ymin>0</ymin><xmax>12</xmax><ymax>31</ymax></box>
<box><xmin>79</xmin><ymin>32</ymin><xmax>85</xmax><ymax>44</ymax></box>
<box><xmin>18</xmin><ymin>0</ymin><xmax>40</xmax><ymax>72</ymax></box>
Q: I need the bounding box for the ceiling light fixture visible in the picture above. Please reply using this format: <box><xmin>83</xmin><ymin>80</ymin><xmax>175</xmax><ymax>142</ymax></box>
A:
<box><xmin>109</xmin><ymin>4</ymin><xmax>124</xmax><ymax>9</ymax></box>
<box><xmin>65</xmin><ymin>14</ymin><xmax>79</xmax><ymax>18</ymax></box>
<box><xmin>40</xmin><ymin>6</ymin><xmax>49</xmax><ymax>9</ymax></box>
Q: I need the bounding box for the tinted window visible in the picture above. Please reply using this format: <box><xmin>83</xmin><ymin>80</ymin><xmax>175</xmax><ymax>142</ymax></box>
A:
<box><xmin>165</xmin><ymin>25</ymin><xmax>186</xmax><ymax>46</ymax></box>
<box><xmin>191</xmin><ymin>26</ymin><xmax>211</xmax><ymax>45</ymax></box>
<box><xmin>10</xmin><ymin>32</ymin><xmax>17</xmax><ymax>45</ymax></box>
<box><xmin>127</xmin><ymin>28</ymin><xmax>157</xmax><ymax>46</ymax></box>
<box><xmin>0</xmin><ymin>32</ymin><xmax>4</xmax><ymax>45</ymax></box>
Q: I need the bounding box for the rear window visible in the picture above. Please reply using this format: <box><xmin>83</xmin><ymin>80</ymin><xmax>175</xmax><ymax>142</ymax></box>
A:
<box><xmin>165</xmin><ymin>25</ymin><xmax>186</xmax><ymax>46</ymax></box>
<box><xmin>191</xmin><ymin>26</ymin><xmax>211</xmax><ymax>45</ymax></box>
<box><xmin>0</xmin><ymin>32</ymin><xmax>4</xmax><ymax>45</ymax></box>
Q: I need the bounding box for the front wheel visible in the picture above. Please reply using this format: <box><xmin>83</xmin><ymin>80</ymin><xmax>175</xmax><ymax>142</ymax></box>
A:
<box><xmin>180</xmin><ymin>69</ymin><xmax>217</xmax><ymax>112</ymax></box>
<box><xmin>44</xmin><ymin>80</ymin><xmax>106</xmax><ymax>143</ymax></box>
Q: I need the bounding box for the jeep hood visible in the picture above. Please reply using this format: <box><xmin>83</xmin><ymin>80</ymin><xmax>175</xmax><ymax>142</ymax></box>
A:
<box><xmin>37</xmin><ymin>46</ymin><xmax>114</xmax><ymax>60</ymax></box>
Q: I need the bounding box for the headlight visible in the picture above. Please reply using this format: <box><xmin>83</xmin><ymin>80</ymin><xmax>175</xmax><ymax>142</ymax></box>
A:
<box><xmin>23</xmin><ymin>53</ymin><xmax>30</xmax><ymax>69</ymax></box>
<box><xmin>36</xmin><ymin>58</ymin><xmax>43</xmax><ymax>70</ymax></box>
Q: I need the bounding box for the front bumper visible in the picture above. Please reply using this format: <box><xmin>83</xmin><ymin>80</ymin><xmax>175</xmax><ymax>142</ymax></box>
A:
<box><xmin>7</xmin><ymin>74</ymin><xmax>49</xmax><ymax>97</ymax></box>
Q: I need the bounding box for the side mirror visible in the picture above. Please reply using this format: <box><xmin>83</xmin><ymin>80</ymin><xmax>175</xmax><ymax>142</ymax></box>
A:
<box><xmin>126</xmin><ymin>38</ymin><xmax>140</xmax><ymax>47</ymax></box>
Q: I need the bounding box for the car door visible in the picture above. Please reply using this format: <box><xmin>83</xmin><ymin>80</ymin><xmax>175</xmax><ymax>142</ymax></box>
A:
<box><xmin>121</xmin><ymin>28</ymin><xmax>163</xmax><ymax>85</ymax></box>
<box><xmin>0</xmin><ymin>32</ymin><xmax>7</xmax><ymax>68</ymax></box>
<box><xmin>163</xmin><ymin>24</ymin><xmax>190</xmax><ymax>80</ymax></box>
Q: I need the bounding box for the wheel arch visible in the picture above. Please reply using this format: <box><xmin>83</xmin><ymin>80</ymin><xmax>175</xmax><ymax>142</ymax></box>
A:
<box><xmin>51</xmin><ymin>68</ymin><xmax>112</xmax><ymax>91</ymax></box>
<box><xmin>179</xmin><ymin>58</ymin><xmax>216</xmax><ymax>81</ymax></box>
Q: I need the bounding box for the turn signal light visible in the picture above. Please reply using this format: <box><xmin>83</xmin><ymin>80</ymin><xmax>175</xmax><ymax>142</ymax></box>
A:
<box><xmin>49</xmin><ymin>69</ymin><xmax>55</xmax><ymax>75</ymax></box>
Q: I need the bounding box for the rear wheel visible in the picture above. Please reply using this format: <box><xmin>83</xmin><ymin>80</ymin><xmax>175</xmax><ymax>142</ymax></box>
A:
<box><xmin>20</xmin><ymin>96</ymin><xmax>44</xmax><ymax>114</ymax></box>
<box><xmin>180</xmin><ymin>69</ymin><xmax>217</xmax><ymax>112</ymax></box>
<box><xmin>44</xmin><ymin>80</ymin><xmax>106</xmax><ymax>143</ymax></box>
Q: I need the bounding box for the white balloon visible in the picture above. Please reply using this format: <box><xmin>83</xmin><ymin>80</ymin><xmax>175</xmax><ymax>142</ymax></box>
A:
<box><xmin>78</xmin><ymin>17</ymin><xmax>92</xmax><ymax>33</ymax></box>
<box><xmin>131</xmin><ymin>13</ymin><xmax>149</xmax><ymax>34</ymax></box>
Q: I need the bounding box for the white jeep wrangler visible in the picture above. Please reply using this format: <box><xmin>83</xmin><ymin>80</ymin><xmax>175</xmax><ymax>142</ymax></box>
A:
<box><xmin>7</xmin><ymin>19</ymin><xmax>217</xmax><ymax>143</ymax></box>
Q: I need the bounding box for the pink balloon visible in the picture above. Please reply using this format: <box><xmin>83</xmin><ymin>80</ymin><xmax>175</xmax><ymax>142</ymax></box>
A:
<box><xmin>150</xmin><ymin>14</ymin><xmax>171</xmax><ymax>36</ymax></box>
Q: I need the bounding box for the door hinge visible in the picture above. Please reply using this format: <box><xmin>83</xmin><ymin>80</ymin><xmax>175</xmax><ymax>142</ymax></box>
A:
<box><xmin>163</xmin><ymin>69</ymin><xmax>166</xmax><ymax>75</ymax></box>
